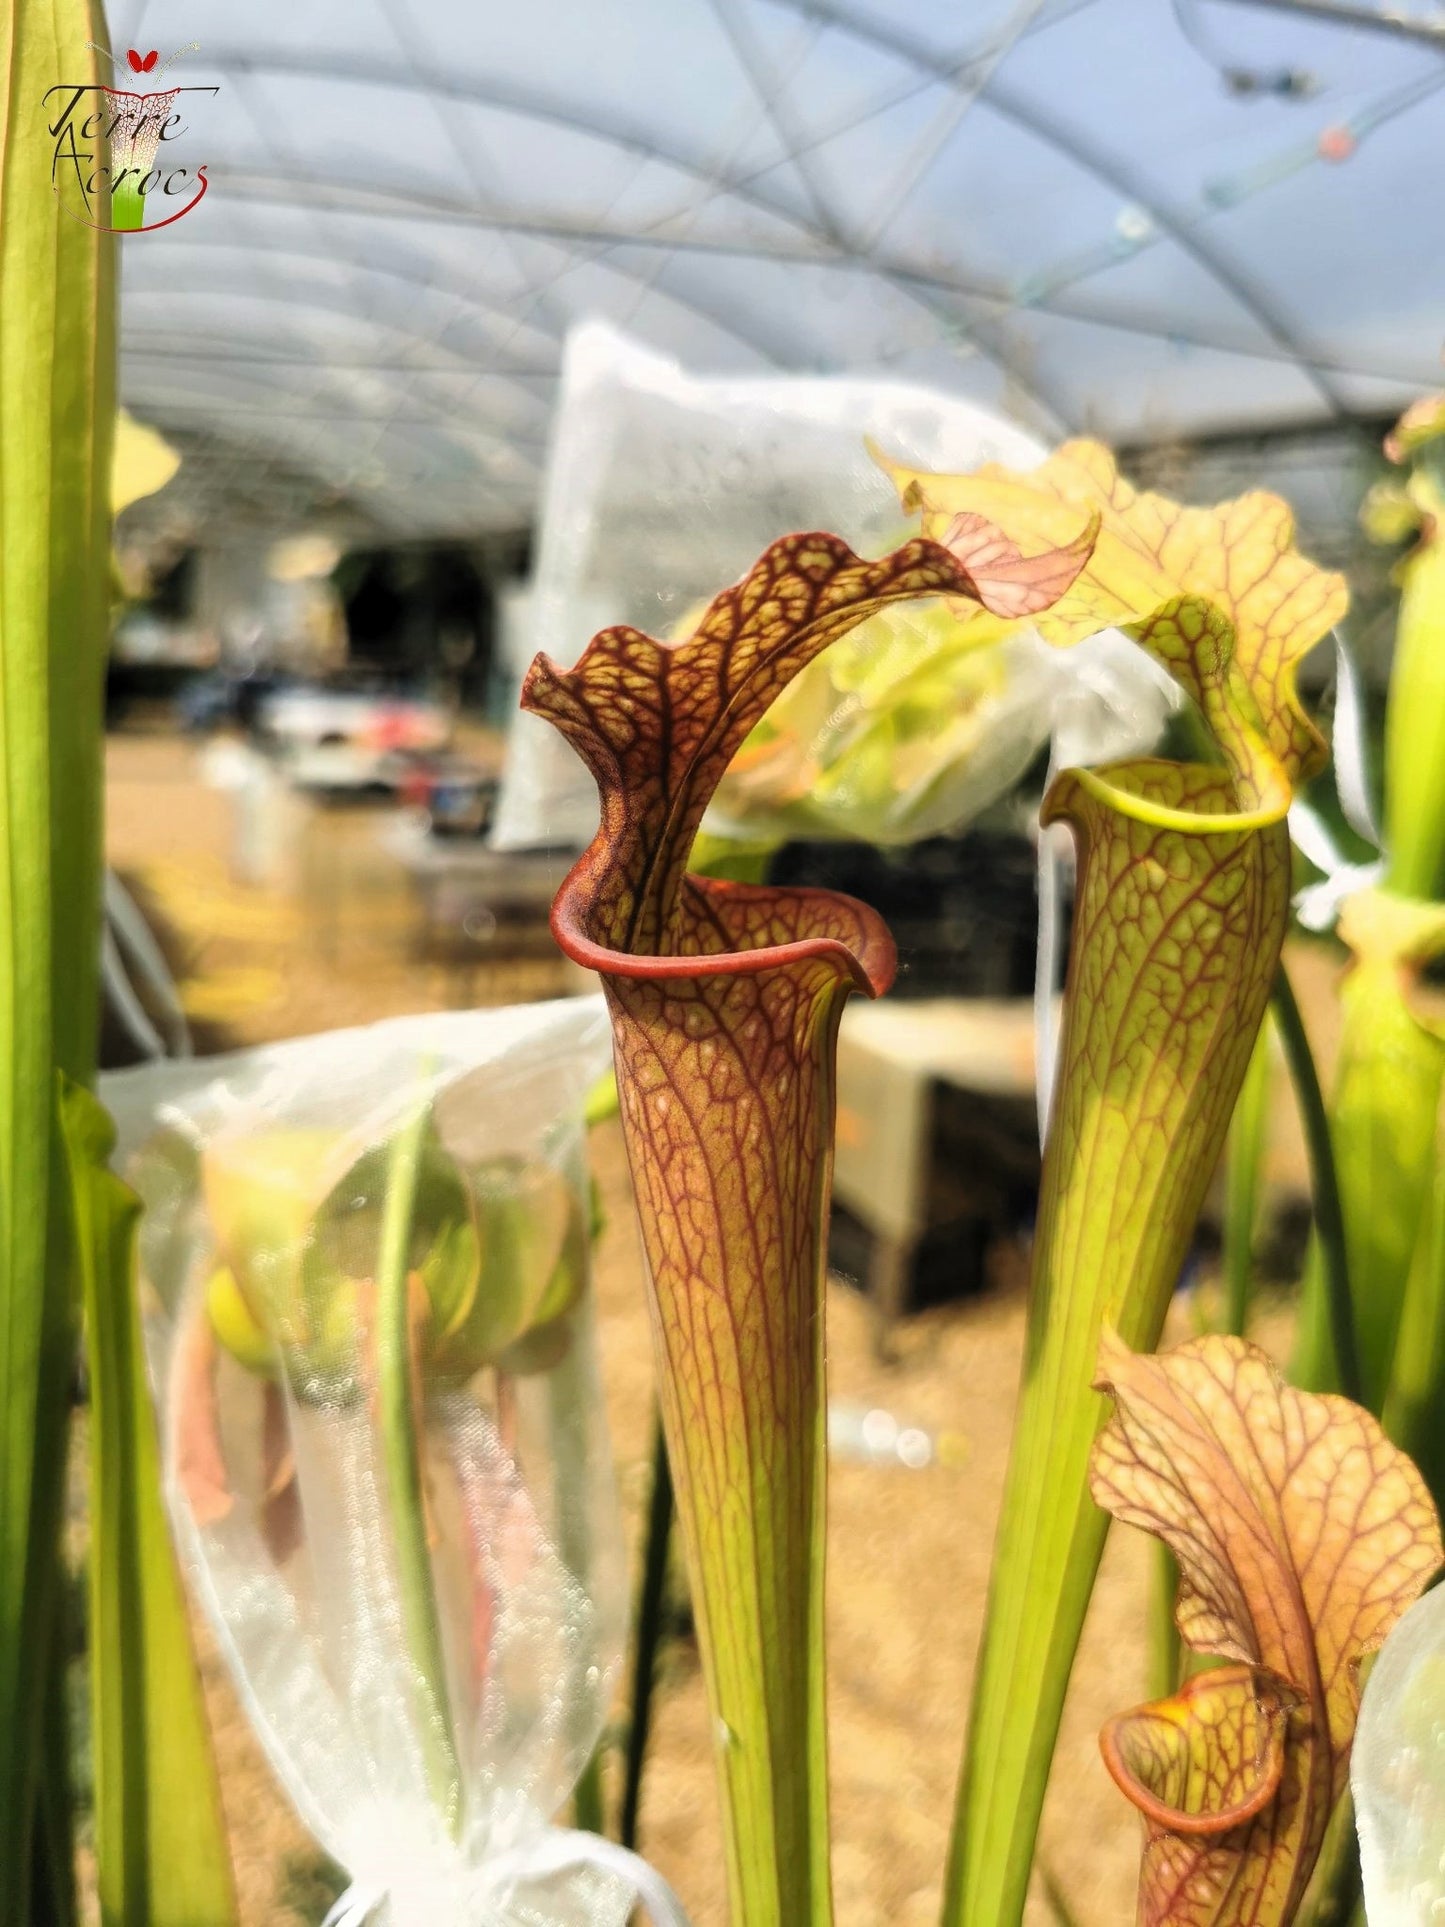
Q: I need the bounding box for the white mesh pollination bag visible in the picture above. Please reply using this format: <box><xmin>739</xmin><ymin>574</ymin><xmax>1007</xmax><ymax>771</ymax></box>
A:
<box><xmin>104</xmin><ymin>998</ymin><xmax>686</xmax><ymax>1927</ymax></box>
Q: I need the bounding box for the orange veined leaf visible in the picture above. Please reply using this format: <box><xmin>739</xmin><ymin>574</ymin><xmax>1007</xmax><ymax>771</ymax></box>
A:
<box><xmin>521</xmin><ymin>523</ymin><xmax>1094</xmax><ymax>1927</ymax></box>
<box><xmin>939</xmin><ymin>507</ymin><xmax>1101</xmax><ymax>620</ymax></box>
<box><xmin>1091</xmin><ymin>1330</ymin><xmax>1442</xmax><ymax>1927</ymax></box>
<box><xmin>880</xmin><ymin>438</ymin><xmax>1348</xmax><ymax>826</ymax></box>
<box><xmin>1101</xmin><ymin>1666</ymin><xmax>1294</xmax><ymax>1837</ymax></box>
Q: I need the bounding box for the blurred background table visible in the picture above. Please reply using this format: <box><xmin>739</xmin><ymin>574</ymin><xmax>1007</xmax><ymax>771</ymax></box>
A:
<box><xmin>379</xmin><ymin>815</ymin><xmax>567</xmax><ymax>976</ymax></box>
<box><xmin>833</xmin><ymin>997</ymin><xmax>1041</xmax><ymax>1348</ymax></box>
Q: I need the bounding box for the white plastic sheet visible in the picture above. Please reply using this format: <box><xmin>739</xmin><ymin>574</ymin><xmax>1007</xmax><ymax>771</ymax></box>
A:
<box><xmin>104</xmin><ymin>999</ymin><xmax>643</xmax><ymax>1927</ymax></box>
<box><xmin>1353</xmin><ymin>1583</ymin><xmax>1445</xmax><ymax>1926</ymax></box>
<box><xmin>488</xmin><ymin>320</ymin><xmax>1040</xmax><ymax>851</ymax></box>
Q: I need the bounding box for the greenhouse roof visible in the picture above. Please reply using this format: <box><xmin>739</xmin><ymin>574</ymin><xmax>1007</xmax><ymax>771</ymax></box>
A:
<box><xmin>112</xmin><ymin>0</ymin><xmax>1445</xmax><ymax>535</ymax></box>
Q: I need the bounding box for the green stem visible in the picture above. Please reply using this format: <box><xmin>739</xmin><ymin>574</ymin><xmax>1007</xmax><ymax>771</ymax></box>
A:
<box><xmin>1223</xmin><ymin>1016</ymin><xmax>1272</xmax><ymax>1339</ymax></box>
<box><xmin>1271</xmin><ymin>967</ymin><xmax>1364</xmax><ymax>1405</ymax></box>
<box><xmin>31</xmin><ymin>1628</ymin><xmax>76</xmax><ymax>1927</ymax></box>
<box><xmin>1146</xmin><ymin>1543</ymin><xmax>1181</xmax><ymax>1702</ymax></box>
<box><xmin>621</xmin><ymin>1410</ymin><xmax>675</xmax><ymax>1853</ymax></box>
<box><xmin>1301</xmin><ymin>1795</ymin><xmax>1364</xmax><ymax>1926</ymax></box>
<box><xmin>572</xmin><ymin>1749</ymin><xmax>605</xmax><ymax>1837</ymax></box>
<box><xmin>1384</xmin><ymin>1103</ymin><xmax>1445</xmax><ymax>1506</ymax></box>
<box><xmin>376</xmin><ymin>1095</ymin><xmax>461</xmax><ymax>1833</ymax></box>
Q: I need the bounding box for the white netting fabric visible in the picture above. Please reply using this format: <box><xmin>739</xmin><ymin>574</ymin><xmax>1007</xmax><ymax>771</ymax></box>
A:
<box><xmin>103</xmin><ymin>998</ymin><xmax>660</xmax><ymax>1927</ymax></box>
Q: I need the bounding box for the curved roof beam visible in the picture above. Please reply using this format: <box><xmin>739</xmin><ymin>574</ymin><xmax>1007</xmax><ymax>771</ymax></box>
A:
<box><xmin>974</xmin><ymin>84</ymin><xmax>1351</xmax><ymax>419</ymax></box>
<box><xmin>191</xmin><ymin>38</ymin><xmax>1417</xmax><ymax>403</ymax></box>
<box><xmin>127</xmin><ymin>394</ymin><xmax>526</xmax><ymax>518</ymax></box>
<box><xmin>121</xmin><ymin>241</ymin><xmax>562</xmax><ymax>406</ymax></box>
<box><xmin>193</xmin><ymin>44</ymin><xmax>1068</xmax><ymax>419</ymax></box>
<box><xmin>122</xmin><ymin>336</ymin><xmax>555</xmax><ymax>377</ymax></box>
<box><xmin>151</xmin><ymin>187</ymin><xmax>1429</xmax><ymax>393</ymax></box>
<box><xmin>884</xmin><ymin>264</ymin><xmax>1441</xmax><ymax>388</ymax></box>
<box><xmin>123</xmin><ymin>281</ymin><xmax>547</xmax><ymax>418</ymax></box>
<box><xmin>767</xmin><ymin>0</ymin><xmax>1352</xmax><ymax>417</ymax></box>
<box><xmin>704</xmin><ymin>0</ymin><xmax>849</xmax><ymax>245</ymax></box>
<box><xmin>122</xmin><ymin>247</ymin><xmax>554</xmax><ymax>502</ymax></box>
<box><xmin>206</xmin><ymin>167</ymin><xmax>1070</xmax><ymax>422</ymax></box>
<box><xmin>120</xmin><ymin>282</ymin><xmax>549</xmax><ymax>464</ymax></box>
<box><xmin>130</xmin><ymin>210</ymin><xmax>1416</xmax><ymax>486</ymax></box>
<box><xmin>191</xmin><ymin>45</ymin><xmax>890</xmax><ymax>246</ymax></box>
<box><xmin>205</xmin><ymin>173</ymin><xmax>800</xmax><ymax>369</ymax></box>
<box><xmin>1212</xmin><ymin>0</ymin><xmax>1445</xmax><ymax>46</ymax></box>
<box><xmin>123</xmin><ymin>357</ymin><xmax>548</xmax><ymax>445</ymax></box>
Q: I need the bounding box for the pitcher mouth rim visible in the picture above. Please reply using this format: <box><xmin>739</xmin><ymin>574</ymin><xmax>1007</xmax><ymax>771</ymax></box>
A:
<box><xmin>549</xmin><ymin>871</ymin><xmax>895</xmax><ymax>1000</ymax></box>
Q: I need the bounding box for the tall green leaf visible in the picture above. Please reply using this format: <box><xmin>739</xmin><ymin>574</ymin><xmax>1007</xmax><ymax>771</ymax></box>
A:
<box><xmin>60</xmin><ymin>1081</ymin><xmax>236</xmax><ymax>1926</ymax></box>
<box><xmin>1371</xmin><ymin>419</ymin><xmax>1445</xmax><ymax>1524</ymax></box>
<box><xmin>0</xmin><ymin>2</ymin><xmax>114</xmax><ymax>1912</ymax></box>
<box><xmin>1292</xmin><ymin>895</ymin><xmax>1445</xmax><ymax>1404</ymax></box>
<box><xmin>1385</xmin><ymin>1033</ymin><xmax>1445</xmax><ymax>1505</ymax></box>
<box><xmin>950</xmin><ymin>771</ymin><xmax>1291</xmax><ymax>1924</ymax></box>
<box><xmin>1382</xmin><ymin>465</ymin><xmax>1445</xmax><ymax>902</ymax></box>
<box><xmin>1292</xmin><ymin>405</ymin><xmax>1445</xmax><ymax>1507</ymax></box>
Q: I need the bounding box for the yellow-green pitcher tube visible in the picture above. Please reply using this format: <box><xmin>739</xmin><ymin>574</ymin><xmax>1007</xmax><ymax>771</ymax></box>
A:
<box><xmin>942</xmin><ymin>767</ymin><xmax>1292</xmax><ymax>1927</ymax></box>
<box><xmin>869</xmin><ymin>442</ymin><xmax>1343</xmax><ymax>1927</ymax></box>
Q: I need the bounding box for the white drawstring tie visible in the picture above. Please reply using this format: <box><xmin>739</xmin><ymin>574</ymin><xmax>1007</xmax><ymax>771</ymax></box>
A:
<box><xmin>321</xmin><ymin>1823</ymin><xmax>692</xmax><ymax>1927</ymax></box>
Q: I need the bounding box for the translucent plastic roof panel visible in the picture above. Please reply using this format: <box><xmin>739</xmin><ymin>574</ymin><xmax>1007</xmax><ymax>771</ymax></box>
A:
<box><xmin>113</xmin><ymin>0</ymin><xmax>1445</xmax><ymax>536</ymax></box>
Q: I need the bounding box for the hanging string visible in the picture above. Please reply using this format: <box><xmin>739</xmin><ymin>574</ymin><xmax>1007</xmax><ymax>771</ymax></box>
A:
<box><xmin>1289</xmin><ymin>629</ymin><xmax>1385</xmax><ymax>931</ymax></box>
<box><xmin>1033</xmin><ymin>820</ymin><xmax>1068</xmax><ymax>1148</ymax></box>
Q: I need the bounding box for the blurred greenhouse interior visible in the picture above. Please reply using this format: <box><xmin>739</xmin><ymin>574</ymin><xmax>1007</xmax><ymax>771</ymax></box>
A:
<box><xmin>13</xmin><ymin>1</ymin><xmax>1445</xmax><ymax>1923</ymax></box>
<box><xmin>106</xmin><ymin>0</ymin><xmax>1445</xmax><ymax>1052</ymax></box>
